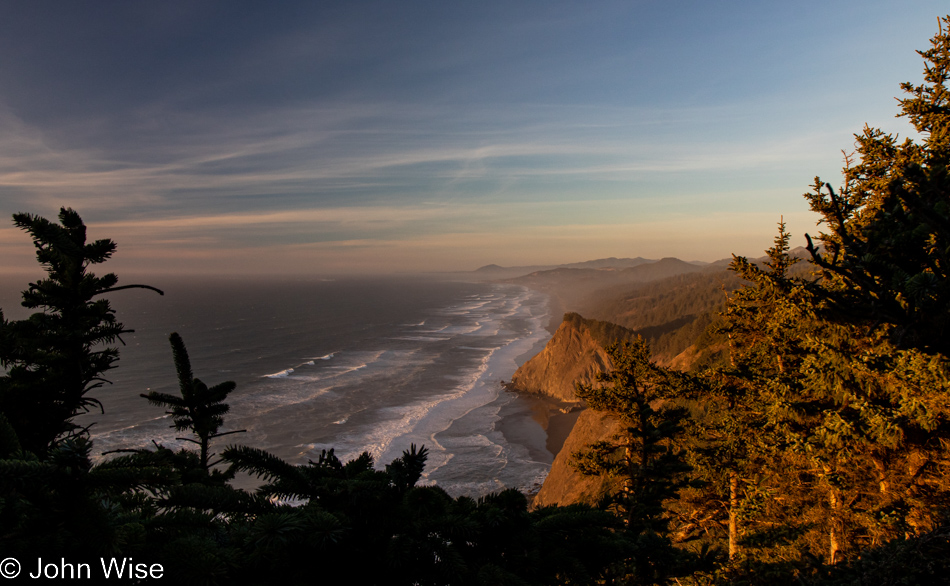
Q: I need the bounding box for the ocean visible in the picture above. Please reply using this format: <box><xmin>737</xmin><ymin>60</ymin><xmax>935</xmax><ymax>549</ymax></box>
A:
<box><xmin>3</xmin><ymin>275</ymin><xmax>555</xmax><ymax>497</ymax></box>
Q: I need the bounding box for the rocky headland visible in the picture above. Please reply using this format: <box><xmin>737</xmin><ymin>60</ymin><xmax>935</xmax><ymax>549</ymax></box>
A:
<box><xmin>491</xmin><ymin>256</ymin><xmax>741</xmax><ymax>508</ymax></box>
<box><xmin>507</xmin><ymin>312</ymin><xmax>638</xmax><ymax>403</ymax></box>
<box><xmin>506</xmin><ymin>313</ymin><xmax>639</xmax><ymax>506</ymax></box>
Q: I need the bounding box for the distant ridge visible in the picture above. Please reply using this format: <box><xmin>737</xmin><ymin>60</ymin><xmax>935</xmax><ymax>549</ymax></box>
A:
<box><xmin>469</xmin><ymin>253</ymin><xmax>753</xmax><ymax>279</ymax></box>
<box><xmin>497</xmin><ymin>257</ymin><xmax>706</xmax><ymax>312</ymax></box>
<box><xmin>474</xmin><ymin>264</ymin><xmax>505</xmax><ymax>272</ymax></box>
<box><xmin>618</xmin><ymin>257</ymin><xmax>704</xmax><ymax>280</ymax></box>
<box><xmin>471</xmin><ymin>257</ymin><xmax>658</xmax><ymax>278</ymax></box>
<box><xmin>561</xmin><ymin>257</ymin><xmax>653</xmax><ymax>270</ymax></box>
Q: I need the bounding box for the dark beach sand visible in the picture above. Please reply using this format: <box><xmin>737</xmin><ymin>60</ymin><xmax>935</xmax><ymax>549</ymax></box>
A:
<box><xmin>545</xmin><ymin>407</ymin><xmax>583</xmax><ymax>456</ymax></box>
<box><xmin>496</xmin><ymin>390</ymin><xmax>583</xmax><ymax>465</ymax></box>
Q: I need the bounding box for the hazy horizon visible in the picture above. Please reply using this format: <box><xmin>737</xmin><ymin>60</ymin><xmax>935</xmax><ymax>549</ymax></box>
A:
<box><xmin>0</xmin><ymin>1</ymin><xmax>945</xmax><ymax>276</ymax></box>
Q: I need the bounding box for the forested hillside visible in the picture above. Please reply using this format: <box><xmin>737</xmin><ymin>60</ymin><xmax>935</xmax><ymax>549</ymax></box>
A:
<box><xmin>578</xmin><ymin>269</ymin><xmax>740</xmax><ymax>365</ymax></box>
<box><xmin>503</xmin><ymin>258</ymin><xmax>707</xmax><ymax>333</ymax></box>
<box><xmin>512</xmin><ymin>247</ymin><xmax>815</xmax><ymax>368</ymax></box>
<box><xmin>527</xmin><ymin>17</ymin><xmax>950</xmax><ymax>583</ymax></box>
<box><xmin>534</xmin><ymin>220</ymin><xmax>950</xmax><ymax>578</ymax></box>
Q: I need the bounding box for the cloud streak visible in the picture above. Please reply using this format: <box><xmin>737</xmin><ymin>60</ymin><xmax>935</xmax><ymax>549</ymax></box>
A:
<box><xmin>0</xmin><ymin>1</ymin><xmax>943</xmax><ymax>274</ymax></box>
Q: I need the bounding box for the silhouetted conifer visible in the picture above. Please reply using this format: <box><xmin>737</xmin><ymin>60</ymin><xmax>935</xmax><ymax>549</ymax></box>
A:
<box><xmin>142</xmin><ymin>332</ymin><xmax>243</xmax><ymax>473</ymax></box>
<box><xmin>0</xmin><ymin>208</ymin><xmax>162</xmax><ymax>456</ymax></box>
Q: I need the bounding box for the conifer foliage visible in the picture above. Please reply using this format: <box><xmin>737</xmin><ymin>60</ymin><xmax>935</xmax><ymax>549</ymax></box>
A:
<box><xmin>568</xmin><ymin>16</ymin><xmax>950</xmax><ymax>583</ymax></box>
<box><xmin>573</xmin><ymin>340</ymin><xmax>693</xmax><ymax>535</ymax></box>
<box><xmin>572</xmin><ymin>340</ymin><xmax>704</xmax><ymax>583</ymax></box>
<box><xmin>143</xmin><ymin>333</ymin><xmax>243</xmax><ymax>471</ymax></box>
<box><xmin>804</xmin><ymin>16</ymin><xmax>950</xmax><ymax>354</ymax></box>
<box><xmin>0</xmin><ymin>207</ymin><xmax>162</xmax><ymax>456</ymax></box>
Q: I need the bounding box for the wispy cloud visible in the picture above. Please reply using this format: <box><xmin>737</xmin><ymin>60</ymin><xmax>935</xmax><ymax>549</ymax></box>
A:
<box><xmin>0</xmin><ymin>98</ymin><xmax>854</xmax><ymax>217</ymax></box>
<box><xmin>0</xmin><ymin>0</ymin><xmax>941</xmax><ymax>275</ymax></box>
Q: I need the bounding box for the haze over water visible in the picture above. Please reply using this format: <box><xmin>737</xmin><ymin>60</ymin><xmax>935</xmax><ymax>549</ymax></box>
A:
<box><xmin>53</xmin><ymin>277</ymin><xmax>555</xmax><ymax>497</ymax></box>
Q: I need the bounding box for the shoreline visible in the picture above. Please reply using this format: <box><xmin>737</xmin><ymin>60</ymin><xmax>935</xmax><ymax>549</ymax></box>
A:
<box><xmin>496</xmin><ymin>387</ymin><xmax>583</xmax><ymax>466</ymax></box>
<box><xmin>495</xmin><ymin>287</ymin><xmax>580</xmax><ymax>494</ymax></box>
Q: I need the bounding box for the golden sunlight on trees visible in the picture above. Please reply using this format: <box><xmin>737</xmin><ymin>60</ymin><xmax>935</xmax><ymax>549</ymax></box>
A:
<box><xmin>570</xmin><ymin>15</ymin><xmax>950</xmax><ymax>584</ymax></box>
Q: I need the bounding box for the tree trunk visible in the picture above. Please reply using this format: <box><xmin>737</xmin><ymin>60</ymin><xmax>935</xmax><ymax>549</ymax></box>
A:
<box><xmin>200</xmin><ymin>436</ymin><xmax>209</xmax><ymax>471</ymax></box>
<box><xmin>829</xmin><ymin>488</ymin><xmax>840</xmax><ymax>564</ymax></box>
<box><xmin>872</xmin><ymin>455</ymin><xmax>888</xmax><ymax>496</ymax></box>
<box><xmin>729</xmin><ymin>471</ymin><xmax>739</xmax><ymax>559</ymax></box>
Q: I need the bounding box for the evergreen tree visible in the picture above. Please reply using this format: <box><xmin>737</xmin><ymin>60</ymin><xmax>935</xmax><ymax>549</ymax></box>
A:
<box><xmin>804</xmin><ymin>15</ymin><xmax>950</xmax><ymax>355</ymax></box>
<box><xmin>0</xmin><ymin>208</ymin><xmax>162</xmax><ymax>457</ymax></box>
<box><xmin>690</xmin><ymin>21</ymin><xmax>950</xmax><ymax>576</ymax></box>
<box><xmin>142</xmin><ymin>332</ymin><xmax>244</xmax><ymax>474</ymax></box>
<box><xmin>711</xmin><ymin>222</ymin><xmax>818</xmax><ymax>565</ymax></box>
<box><xmin>710</xmin><ymin>226</ymin><xmax>950</xmax><ymax>574</ymax></box>
<box><xmin>572</xmin><ymin>339</ymin><xmax>699</xmax><ymax>583</ymax></box>
<box><xmin>0</xmin><ymin>209</ymin><xmax>181</xmax><ymax>563</ymax></box>
<box><xmin>792</xmin><ymin>15</ymin><xmax>950</xmax><ymax>559</ymax></box>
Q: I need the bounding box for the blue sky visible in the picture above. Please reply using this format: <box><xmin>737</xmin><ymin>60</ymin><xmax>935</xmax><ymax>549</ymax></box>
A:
<box><xmin>0</xmin><ymin>1</ymin><xmax>945</xmax><ymax>275</ymax></box>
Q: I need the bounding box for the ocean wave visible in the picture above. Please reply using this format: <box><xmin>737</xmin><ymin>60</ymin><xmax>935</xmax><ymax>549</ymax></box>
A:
<box><xmin>438</xmin><ymin>300</ymin><xmax>492</xmax><ymax>316</ymax></box>
<box><xmin>263</xmin><ymin>367</ymin><xmax>294</xmax><ymax>379</ymax></box>
<box><xmin>326</xmin><ymin>363</ymin><xmax>368</xmax><ymax>375</ymax></box>
<box><xmin>415</xmin><ymin>325</ymin><xmax>448</xmax><ymax>333</ymax></box>
<box><xmin>436</xmin><ymin>324</ymin><xmax>482</xmax><ymax>335</ymax></box>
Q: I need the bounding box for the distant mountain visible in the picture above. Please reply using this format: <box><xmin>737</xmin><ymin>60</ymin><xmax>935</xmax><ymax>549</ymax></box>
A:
<box><xmin>500</xmin><ymin>257</ymin><xmax>706</xmax><ymax>316</ymax></box>
<box><xmin>469</xmin><ymin>257</ymin><xmax>658</xmax><ymax>279</ymax></box>
<box><xmin>559</xmin><ymin>257</ymin><xmax>654</xmax><ymax>270</ymax></box>
<box><xmin>618</xmin><ymin>257</ymin><xmax>704</xmax><ymax>280</ymax></box>
<box><xmin>470</xmin><ymin>253</ymin><xmax>752</xmax><ymax>280</ymax></box>
<box><xmin>468</xmin><ymin>264</ymin><xmax>558</xmax><ymax>279</ymax></box>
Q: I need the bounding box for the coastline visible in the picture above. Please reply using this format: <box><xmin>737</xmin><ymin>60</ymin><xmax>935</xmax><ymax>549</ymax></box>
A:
<box><xmin>495</xmin><ymin>388</ymin><xmax>583</xmax><ymax>481</ymax></box>
<box><xmin>493</xmin><ymin>286</ymin><xmax>581</xmax><ymax>494</ymax></box>
<box><xmin>545</xmin><ymin>405</ymin><xmax>583</xmax><ymax>456</ymax></box>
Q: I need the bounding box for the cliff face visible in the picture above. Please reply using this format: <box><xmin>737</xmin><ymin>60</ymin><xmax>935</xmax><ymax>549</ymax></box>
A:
<box><xmin>533</xmin><ymin>409</ymin><xmax>623</xmax><ymax>507</ymax></box>
<box><xmin>508</xmin><ymin>313</ymin><xmax>638</xmax><ymax>508</ymax></box>
<box><xmin>508</xmin><ymin>313</ymin><xmax>637</xmax><ymax>403</ymax></box>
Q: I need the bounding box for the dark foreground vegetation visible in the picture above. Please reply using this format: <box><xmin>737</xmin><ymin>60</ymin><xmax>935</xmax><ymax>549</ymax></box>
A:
<box><xmin>4</xmin><ymin>16</ymin><xmax>950</xmax><ymax>586</ymax></box>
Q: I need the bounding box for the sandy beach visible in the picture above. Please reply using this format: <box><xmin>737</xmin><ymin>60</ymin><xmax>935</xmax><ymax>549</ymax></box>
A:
<box><xmin>496</xmin><ymin>390</ymin><xmax>583</xmax><ymax>466</ymax></box>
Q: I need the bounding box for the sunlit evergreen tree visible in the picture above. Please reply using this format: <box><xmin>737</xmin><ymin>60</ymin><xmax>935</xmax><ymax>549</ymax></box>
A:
<box><xmin>572</xmin><ymin>339</ymin><xmax>704</xmax><ymax>584</ymax></box>
<box><xmin>702</xmin><ymin>18</ymin><xmax>950</xmax><ymax>574</ymax></box>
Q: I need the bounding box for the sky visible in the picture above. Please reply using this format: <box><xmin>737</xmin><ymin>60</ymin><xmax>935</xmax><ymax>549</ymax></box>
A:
<box><xmin>0</xmin><ymin>1</ymin><xmax>946</xmax><ymax>276</ymax></box>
